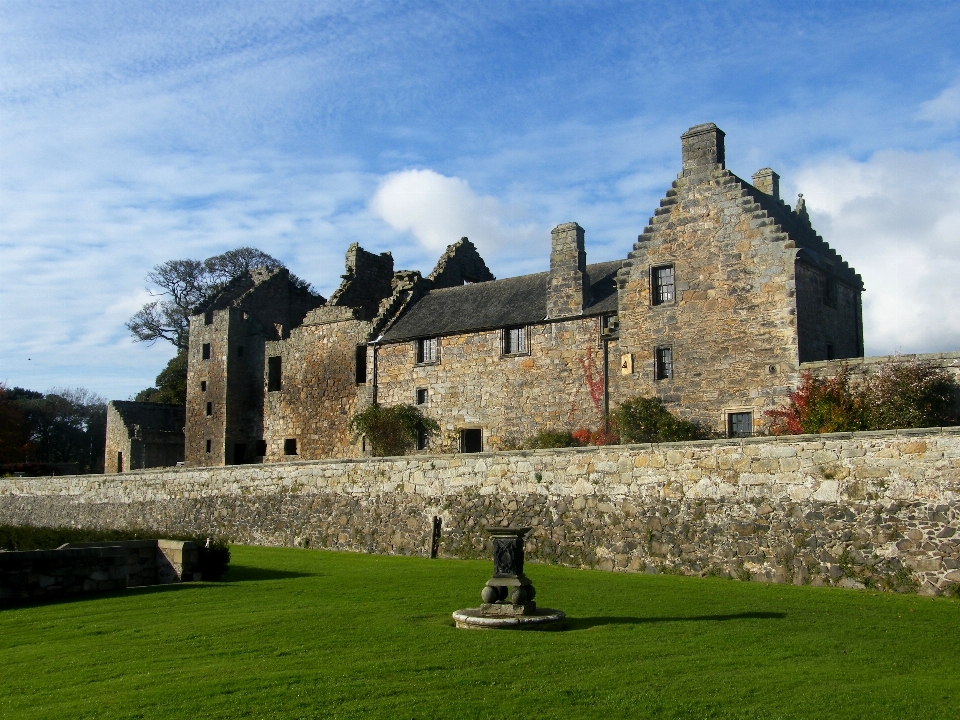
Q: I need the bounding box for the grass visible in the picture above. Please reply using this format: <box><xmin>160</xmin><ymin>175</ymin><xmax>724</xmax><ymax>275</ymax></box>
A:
<box><xmin>1</xmin><ymin>546</ymin><xmax>958</xmax><ymax>720</ymax></box>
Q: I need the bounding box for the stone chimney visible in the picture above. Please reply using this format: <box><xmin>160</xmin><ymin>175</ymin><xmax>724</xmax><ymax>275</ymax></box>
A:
<box><xmin>681</xmin><ymin>123</ymin><xmax>725</xmax><ymax>175</ymax></box>
<box><xmin>752</xmin><ymin>168</ymin><xmax>780</xmax><ymax>200</ymax></box>
<box><xmin>547</xmin><ymin>222</ymin><xmax>588</xmax><ymax>319</ymax></box>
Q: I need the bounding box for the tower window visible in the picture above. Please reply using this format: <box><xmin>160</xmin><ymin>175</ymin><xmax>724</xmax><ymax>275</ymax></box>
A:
<box><xmin>206</xmin><ymin>402</ymin><xmax>212</xmax><ymax>416</ymax></box>
<box><xmin>356</xmin><ymin>345</ymin><xmax>367</xmax><ymax>384</ymax></box>
<box><xmin>205</xmin><ymin>439</ymin><xmax>212</xmax><ymax>453</ymax></box>
<box><xmin>268</xmin><ymin>356</ymin><xmax>282</xmax><ymax>391</ymax></box>
<box><xmin>652</xmin><ymin>265</ymin><xmax>676</xmax><ymax>305</ymax></box>
<box><xmin>200</xmin><ymin>381</ymin><xmax>206</xmax><ymax>392</ymax></box>
<box><xmin>416</xmin><ymin>388</ymin><xmax>428</xmax><ymax>405</ymax></box>
<box><xmin>284</xmin><ymin>438</ymin><xmax>298</xmax><ymax>456</ymax></box>
<box><xmin>204</xmin><ymin>310</ymin><xmax>214</xmax><ymax>325</ymax></box>
<box><xmin>655</xmin><ymin>346</ymin><xmax>673</xmax><ymax>380</ymax></box>
<box><xmin>202</xmin><ymin>343</ymin><xmax>211</xmax><ymax>360</ymax></box>
<box><xmin>417</xmin><ymin>337</ymin><xmax>438</xmax><ymax>364</ymax></box>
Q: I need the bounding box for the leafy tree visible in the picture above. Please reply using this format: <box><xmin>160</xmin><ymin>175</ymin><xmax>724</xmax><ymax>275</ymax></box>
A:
<box><xmin>766</xmin><ymin>369</ymin><xmax>863</xmax><ymax>435</ymax></box>
<box><xmin>135</xmin><ymin>351</ymin><xmax>188</xmax><ymax>405</ymax></box>
<box><xmin>350</xmin><ymin>405</ymin><xmax>440</xmax><ymax>457</ymax></box>
<box><xmin>127</xmin><ymin>247</ymin><xmax>312</xmax><ymax>350</ymax></box>
<box><xmin>611</xmin><ymin>396</ymin><xmax>705</xmax><ymax>443</ymax></box>
<box><xmin>3</xmin><ymin>387</ymin><xmax>107</xmax><ymax>473</ymax></box>
<box><xmin>0</xmin><ymin>383</ymin><xmax>30</xmax><ymax>463</ymax></box>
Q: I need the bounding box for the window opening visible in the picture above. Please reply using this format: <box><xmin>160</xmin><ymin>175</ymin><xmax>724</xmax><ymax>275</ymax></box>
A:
<box><xmin>200</xmin><ymin>381</ymin><xmax>207</xmax><ymax>392</ymax></box>
<box><xmin>655</xmin><ymin>346</ymin><xmax>673</xmax><ymax>380</ymax></box>
<box><xmin>416</xmin><ymin>388</ymin><xmax>428</xmax><ymax>405</ymax></box>
<box><xmin>117</xmin><ymin>452</ymin><xmax>123</xmax><ymax>472</ymax></box>
<box><xmin>460</xmin><ymin>428</ymin><xmax>482</xmax><ymax>453</ymax></box>
<box><xmin>204</xmin><ymin>310</ymin><xmax>213</xmax><ymax>325</ymax></box>
<box><xmin>202</xmin><ymin>343</ymin><xmax>211</xmax><ymax>360</ymax></box>
<box><xmin>284</xmin><ymin>438</ymin><xmax>298</xmax><ymax>456</ymax></box>
<box><xmin>417</xmin><ymin>427</ymin><xmax>429</xmax><ymax>451</ymax></box>
<box><xmin>206</xmin><ymin>402</ymin><xmax>212</xmax><ymax>416</ymax></box>
<box><xmin>355</xmin><ymin>345</ymin><xmax>367</xmax><ymax>384</ymax></box>
<box><xmin>205</xmin><ymin>439</ymin><xmax>212</xmax><ymax>453</ymax></box>
<box><xmin>728</xmin><ymin>412</ymin><xmax>753</xmax><ymax>438</ymax></box>
<box><xmin>652</xmin><ymin>265</ymin><xmax>675</xmax><ymax>305</ymax></box>
<box><xmin>268</xmin><ymin>356</ymin><xmax>282</xmax><ymax>391</ymax></box>
<box><xmin>503</xmin><ymin>327</ymin><xmax>528</xmax><ymax>355</ymax></box>
<box><xmin>417</xmin><ymin>337</ymin><xmax>438</xmax><ymax>364</ymax></box>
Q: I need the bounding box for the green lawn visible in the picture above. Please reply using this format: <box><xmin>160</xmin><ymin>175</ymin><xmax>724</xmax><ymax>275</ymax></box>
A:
<box><xmin>2</xmin><ymin>546</ymin><xmax>958</xmax><ymax>720</ymax></box>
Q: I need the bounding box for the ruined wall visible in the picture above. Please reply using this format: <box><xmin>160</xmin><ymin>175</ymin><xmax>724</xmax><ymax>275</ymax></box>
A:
<box><xmin>375</xmin><ymin>317</ymin><xmax>616</xmax><ymax>451</ymax></box>
<box><xmin>4</xmin><ymin>428</ymin><xmax>958</xmax><ymax>596</ymax></box>
<box><xmin>263</xmin><ymin>309</ymin><xmax>371</xmax><ymax>461</ymax></box>
<box><xmin>185</xmin><ymin>308</ymin><xmax>230</xmax><ymax>466</ymax></box>
<box><xmin>616</xmin><ymin>128</ymin><xmax>800</xmax><ymax>435</ymax></box>
<box><xmin>795</xmin><ymin>262</ymin><xmax>862</xmax><ymax>362</ymax></box>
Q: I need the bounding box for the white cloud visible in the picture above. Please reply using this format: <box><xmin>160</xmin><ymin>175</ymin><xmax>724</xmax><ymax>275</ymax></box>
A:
<box><xmin>918</xmin><ymin>80</ymin><xmax>960</xmax><ymax>127</ymax></box>
<box><xmin>368</xmin><ymin>169</ymin><xmax>541</xmax><ymax>260</ymax></box>
<box><xmin>790</xmin><ymin>150</ymin><xmax>960</xmax><ymax>356</ymax></box>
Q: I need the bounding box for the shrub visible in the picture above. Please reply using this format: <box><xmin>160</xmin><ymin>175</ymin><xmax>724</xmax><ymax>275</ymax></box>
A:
<box><xmin>571</xmin><ymin>426</ymin><xmax>620</xmax><ymax>446</ymax></box>
<box><xmin>524</xmin><ymin>430</ymin><xmax>578</xmax><ymax>449</ymax></box>
<box><xmin>766</xmin><ymin>368</ymin><xmax>863</xmax><ymax>435</ymax></box>
<box><xmin>611</xmin><ymin>396</ymin><xmax>705</xmax><ymax>443</ymax></box>
<box><xmin>0</xmin><ymin>525</ymin><xmax>230</xmax><ymax>580</ymax></box>
<box><xmin>766</xmin><ymin>361</ymin><xmax>958</xmax><ymax>436</ymax></box>
<box><xmin>350</xmin><ymin>404</ymin><xmax>440</xmax><ymax>457</ymax></box>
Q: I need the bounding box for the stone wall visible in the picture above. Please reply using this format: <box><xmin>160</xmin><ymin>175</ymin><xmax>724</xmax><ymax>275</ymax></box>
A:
<box><xmin>375</xmin><ymin>317</ymin><xmax>614</xmax><ymax>451</ymax></box>
<box><xmin>0</xmin><ymin>539</ymin><xmax>199</xmax><ymax>604</ymax></box>
<box><xmin>795</xmin><ymin>262</ymin><xmax>862</xmax><ymax>363</ymax></box>
<box><xmin>3</xmin><ymin>429</ymin><xmax>959</xmax><ymax>596</ymax></box>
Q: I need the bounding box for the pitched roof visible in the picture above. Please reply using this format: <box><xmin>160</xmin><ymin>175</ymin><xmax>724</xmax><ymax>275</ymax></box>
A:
<box><xmin>379</xmin><ymin>260</ymin><xmax>623</xmax><ymax>343</ymax></box>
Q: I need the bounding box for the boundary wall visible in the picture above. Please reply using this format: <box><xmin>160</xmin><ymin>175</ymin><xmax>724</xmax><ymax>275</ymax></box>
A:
<box><xmin>2</xmin><ymin>428</ymin><xmax>959</xmax><ymax>596</ymax></box>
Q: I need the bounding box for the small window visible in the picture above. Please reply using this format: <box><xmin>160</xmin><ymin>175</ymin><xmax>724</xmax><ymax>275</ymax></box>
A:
<box><xmin>655</xmin><ymin>346</ymin><xmax>673</xmax><ymax>380</ymax></box>
<box><xmin>205</xmin><ymin>439</ymin><xmax>212</xmax><ymax>453</ymax></box>
<box><xmin>117</xmin><ymin>452</ymin><xmax>123</xmax><ymax>472</ymax></box>
<box><xmin>284</xmin><ymin>438</ymin><xmax>298</xmax><ymax>456</ymax></box>
<box><xmin>356</xmin><ymin>345</ymin><xmax>367</xmax><ymax>384</ymax></box>
<box><xmin>826</xmin><ymin>343</ymin><xmax>835</xmax><ymax>361</ymax></box>
<box><xmin>237</xmin><ymin>346</ymin><xmax>244</xmax><ymax>357</ymax></box>
<box><xmin>204</xmin><ymin>310</ymin><xmax>214</xmax><ymax>325</ymax></box>
<box><xmin>255</xmin><ymin>440</ymin><xmax>267</xmax><ymax>456</ymax></box>
<box><xmin>241</xmin><ymin>311</ymin><xmax>249</xmax><ymax>321</ymax></box>
<box><xmin>202</xmin><ymin>343</ymin><xmax>211</xmax><ymax>360</ymax></box>
<box><xmin>268</xmin><ymin>356</ymin><xmax>282</xmax><ymax>391</ymax></box>
<box><xmin>416</xmin><ymin>388</ymin><xmax>428</xmax><ymax>405</ymax></box>
<box><xmin>206</xmin><ymin>402</ymin><xmax>212</xmax><ymax>416</ymax></box>
<box><xmin>200</xmin><ymin>381</ymin><xmax>207</xmax><ymax>392</ymax></box>
<box><xmin>652</xmin><ymin>265</ymin><xmax>675</xmax><ymax>305</ymax></box>
<box><xmin>728</xmin><ymin>412</ymin><xmax>753</xmax><ymax>438</ymax></box>
<box><xmin>460</xmin><ymin>428</ymin><xmax>482</xmax><ymax>453</ymax></box>
<box><xmin>503</xmin><ymin>327</ymin><xmax>528</xmax><ymax>355</ymax></box>
<box><xmin>417</xmin><ymin>427</ymin><xmax>429</xmax><ymax>451</ymax></box>
<box><xmin>417</xmin><ymin>337</ymin><xmax>438</xmax><ymax>364</ymax></box>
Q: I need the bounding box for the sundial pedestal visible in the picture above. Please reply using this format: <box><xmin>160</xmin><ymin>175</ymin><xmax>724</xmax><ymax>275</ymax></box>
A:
<box><xmin>453</xmin><ymin>526</ymin><xmax>565</xmax><ymax>630</ymax></box>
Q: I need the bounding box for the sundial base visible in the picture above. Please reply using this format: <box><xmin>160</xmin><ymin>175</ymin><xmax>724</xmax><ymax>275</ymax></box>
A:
<box><xmin>452</xmin><ymin>607</ymin><xmax>565</xmax><ymax>630</ymax></box>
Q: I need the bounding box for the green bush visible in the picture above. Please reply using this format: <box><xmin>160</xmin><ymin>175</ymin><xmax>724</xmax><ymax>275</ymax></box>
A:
<box><xmin>523</xmin><ymin>430</ymin><xmax>579</xmax><ymax>449</ymax></box>
<box><xmin>611</xmin><ymin>396</ymin><xmax>705</xmax><ymax>443</ymax></box>
<box><xmin>349</xmin><ymin>404</ymin><xmax>440</xmax><ymax>457</ymax></box>
<box><xmin>0</xmin><ymin>525</ymin><xmax>230</xmax><ymax>580</ymax></box>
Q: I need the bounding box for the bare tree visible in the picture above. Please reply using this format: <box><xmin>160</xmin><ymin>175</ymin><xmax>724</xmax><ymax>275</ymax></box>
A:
<box><xmin>126</xmin><ymin>247</ymin><xmax>311</xmax><ymax>350</ymax></box>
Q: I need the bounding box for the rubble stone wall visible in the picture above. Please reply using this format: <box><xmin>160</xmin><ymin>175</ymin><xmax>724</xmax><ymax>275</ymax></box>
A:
<box><xmin>2</xmin><ymin>428</ymin><xmax>958</xmax><ymax>596</ymax></box>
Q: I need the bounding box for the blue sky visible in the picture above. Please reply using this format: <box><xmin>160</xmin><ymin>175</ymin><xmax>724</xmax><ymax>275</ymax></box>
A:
<box><xmin>2</xmin><ymin>1</ymin><xmax>959</xmax><ymax>400</ymax></box>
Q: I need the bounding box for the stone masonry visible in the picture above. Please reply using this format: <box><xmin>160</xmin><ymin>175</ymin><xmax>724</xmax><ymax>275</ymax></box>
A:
<box><xmin>11</xmin><ymin>429</ymin><xmax>960</xmax><ymax>597</ymax></box>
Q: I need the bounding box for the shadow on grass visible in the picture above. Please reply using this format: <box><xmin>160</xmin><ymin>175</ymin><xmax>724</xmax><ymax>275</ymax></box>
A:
<box><xmin>564</xmin><ymin>611</ymin><xmax>786</xmax><ymax>630</ymax></box>
<box><xmin>221</xmin><ymin>565</ymin><xmax>317</xmax><ymax>582</ymax></box>
<box><xmin>1</xmin><ymin>581</ymin><xmax>214</xmax><ymax>611</ymax></box>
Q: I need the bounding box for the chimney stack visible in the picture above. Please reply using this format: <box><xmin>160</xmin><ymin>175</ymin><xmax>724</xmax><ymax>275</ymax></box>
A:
<box><xmin>680</xmin><ymin>123</ymin><xmax>725</xmax><ymax>175</ymax></box>
<box><xmin>752</xmin><ymin>168</ymin><xmax>780</xmax><ymax>200</ymax></box>
<box><xmin>547</xmin><ymin>222</ymin><xmax>588</xmax><ymax>319</ymax></box>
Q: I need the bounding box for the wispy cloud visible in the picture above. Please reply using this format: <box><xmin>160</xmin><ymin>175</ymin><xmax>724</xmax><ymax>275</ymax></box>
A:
<box><xmin>917</xmin><ymin>79</ymin><xmax>960</xmax><ymax>128</ymax></box>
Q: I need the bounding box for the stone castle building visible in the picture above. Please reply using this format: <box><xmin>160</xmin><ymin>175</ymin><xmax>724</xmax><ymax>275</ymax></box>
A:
<box><xmin>176</xmin><ymin>123</ymin><xmax>867</xmax><ymax>467</ymax></box>
<box><xmin>104</xmin><ymin>401</ymin><xmax>185</xmax><ymax>473</ymax></box>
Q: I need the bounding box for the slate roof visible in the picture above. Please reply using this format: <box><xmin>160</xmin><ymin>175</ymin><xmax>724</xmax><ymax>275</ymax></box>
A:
<box><xmin>380</xmin><ymin>260</ymin><xmax>623</xmax><ymax>343</ymax></box>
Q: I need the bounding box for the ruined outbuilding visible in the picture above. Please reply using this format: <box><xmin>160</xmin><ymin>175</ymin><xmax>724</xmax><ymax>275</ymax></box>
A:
<box><xmin>182</xmin><ymin>123</ymin><xmax>869</xmax><ymax>466</ymax></box>
<box><xmin>104</xmin><ymin>401</ymin><xmax>185</xmax><ymax>473</ymax></box>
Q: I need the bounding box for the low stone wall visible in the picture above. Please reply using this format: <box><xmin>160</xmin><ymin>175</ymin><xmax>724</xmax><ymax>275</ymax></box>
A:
<box><xmin>0</xmin><ymin>540</ymin><xmax>199</xmax><ymax>604</ymax></box>
<box><xmin>1</xmin><ymin>429</ymin><xmax>958</xmax><ymax>596</ymax></box>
